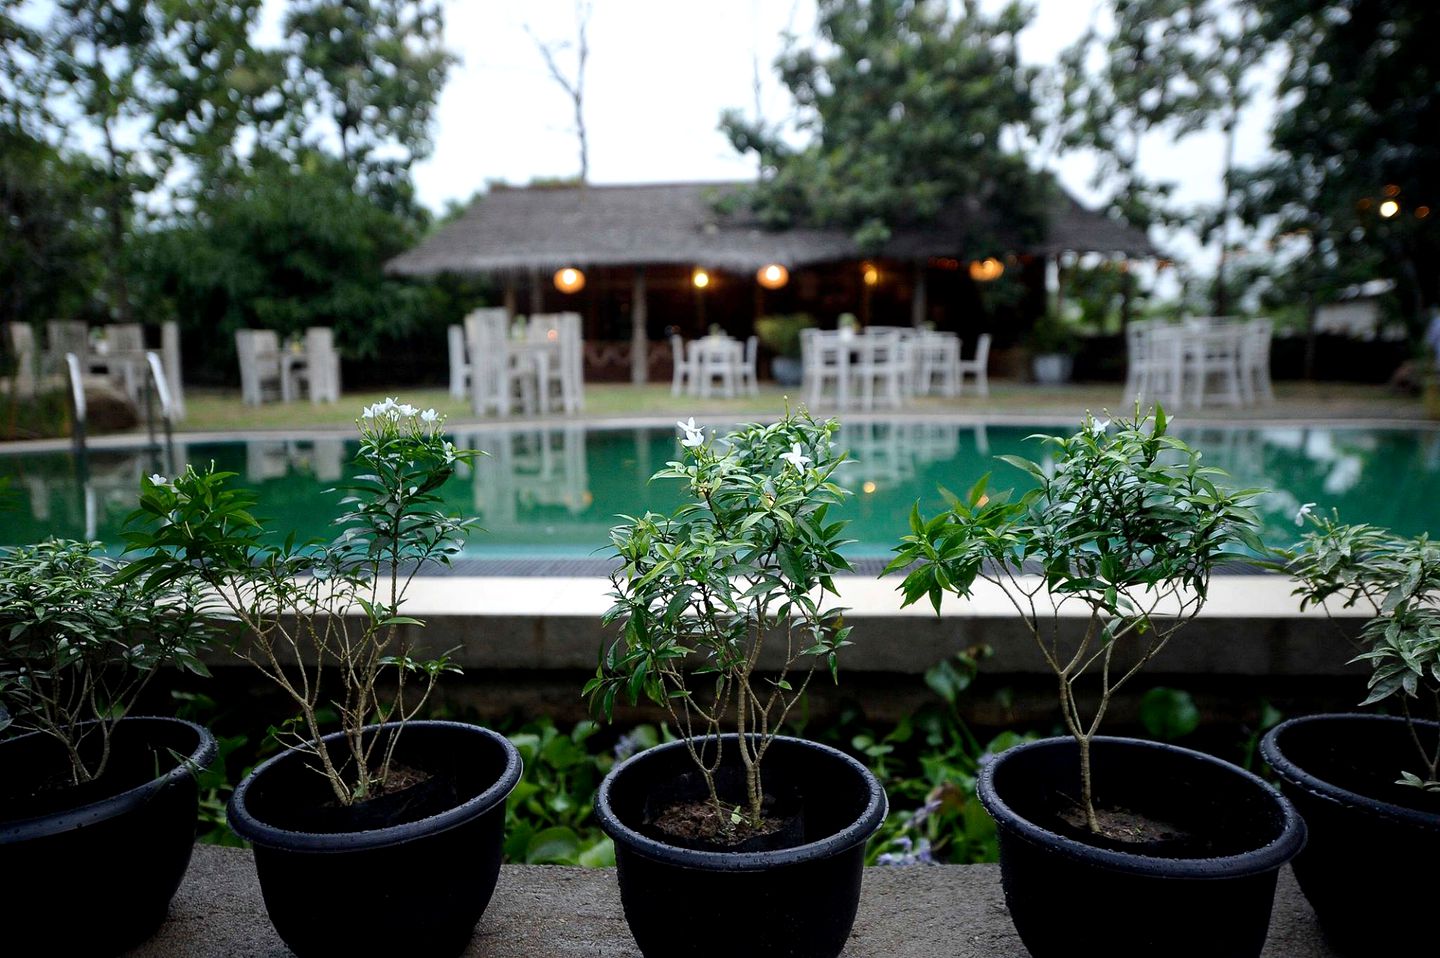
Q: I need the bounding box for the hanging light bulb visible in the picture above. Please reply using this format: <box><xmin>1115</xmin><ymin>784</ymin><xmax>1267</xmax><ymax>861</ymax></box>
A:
<box><xmin>968</xmin><ymin>258</ymin><xmax>1005</xmax><ymax>282</ymax></box>
<box><xmin>553</xmin><ymin>267</ymin><xmax>586</xmax><ymax>293</ymax></box>
<box><xmin>756</xmin><ymin>263</ymin><xmax>789</xmax><ymax>289</ymax></box>
<box><xmin>692</xmin><ymin>268</ymin><xmax>711</xmax><ymax>289</ymax></box>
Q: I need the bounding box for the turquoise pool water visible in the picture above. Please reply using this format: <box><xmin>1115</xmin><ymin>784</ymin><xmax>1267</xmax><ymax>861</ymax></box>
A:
<box><xmin>2</xmin><ymin>422</ymin><xmax>1437</xmax><ymax>559</ymax></box>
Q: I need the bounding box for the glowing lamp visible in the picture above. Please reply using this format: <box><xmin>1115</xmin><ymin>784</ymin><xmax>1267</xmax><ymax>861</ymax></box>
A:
<box><xmin>968</xmin><ymin>258</ymin><xmax>1004</xmax><ymax>282</ymax></box>
<box><xmin>756</xmin><ymin>263</ymin><xmax>789</xmax><ymax>289</ymax></box>
<box><xmin>553</xmin><ymin>267</ymin><xmax>585</xmax><ymax>294</ymax></box>
<box><xmin>862</xmin><ymin>263</ymin><xmax>879</xmax><ymax>286</ymax></box>
<box><xmin>862</xmin><ymin>481</ymin><xmax>877</xmax><ymax>495</ymax></box>
<box><xmin>1379</xmin><ymin>200</ymin><xmax>1400</xmax><ymax>219</ymax></box>
<box><xmin>692</xmin><ymin>268</ymin><xmax>711</xmax><ymax>289</ymax></box>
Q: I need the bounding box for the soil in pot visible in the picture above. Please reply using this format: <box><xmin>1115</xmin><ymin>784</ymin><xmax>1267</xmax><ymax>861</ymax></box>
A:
<box><xmin>228</xmin><ymin>721</ymin><xmax>521</xmax><ymax>958</ymax></box>
<box><xmin>1054</xmin><ymin>803</ymin><xmax>1194</xmax><ymax>849</ymax></box>
<box><xmin>0</xmin><ymin>717</ymin><xmax>215</xmax><ymax>957</ymax></box>
<box><xmin>642</xmin><ymin>765</ymin><xmax>805</xmax><ymax>851</ymax></box>
<box><xmin>597</xmin><ymin>735</ymin><xmax>888</xmax><ymax>958</ymax></box>
<box><xmin>980</xmin><ymin>736</ymin><xmax>1305</xmax><ymax>958</ymax></box>
<box><xmin>1261</xmin><ymin>714</ymin><xmax>1440</xmax><ymax>957</ymax></box>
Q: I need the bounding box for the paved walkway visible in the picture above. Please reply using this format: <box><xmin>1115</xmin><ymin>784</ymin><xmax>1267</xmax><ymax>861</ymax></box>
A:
<box><xmin>129</xmin><ymin>844</ymin><xmax>1337</xmax><ymax>957</ymax></box>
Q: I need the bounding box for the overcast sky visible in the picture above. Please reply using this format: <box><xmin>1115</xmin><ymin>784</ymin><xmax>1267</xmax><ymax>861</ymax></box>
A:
<box><xmin>269</xmin><ymin>0</ymin><xmax>1283</xmax><ymax>270</ymax></box>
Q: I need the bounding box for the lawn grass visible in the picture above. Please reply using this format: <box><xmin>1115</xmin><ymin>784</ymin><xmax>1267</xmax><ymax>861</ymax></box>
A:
<box><xmin>167</xmin><ymin>378</ymin><xmax>1427</xmax><ymax>434</ymax></box>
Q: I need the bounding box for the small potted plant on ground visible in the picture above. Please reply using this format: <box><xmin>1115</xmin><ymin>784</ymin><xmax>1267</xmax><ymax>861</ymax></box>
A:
<box><xmin>0</xmin><ymin>539</ymin><xmax>217</xmax><ymax>956</ymax></box>
<box><xmin>887</xmin><ymin>408</ymin><xmax>1305</xmax><ymax>958</ymax></box>
<box><xmin>754</xmin><ymin>313</ymin><xmax>813</xmax><ymax>386</ymax></box>
<box><xmin>588</xmin><ymin>410</ymin><xmax>887</xmax><ymax>958</ymax></box>
<box><xmin>1028</xmin><ymin>310</ymin><xmax>1078</xmax><ymax>384</ymax></box>
<box><xmin>1263</xmin><ymin>514</ymin><xmax>1439</xmax><ymax>955</ymax></box>
<box><xmin>121</xmin><ymin>400</ymin><xmax>521</xmax><ymax>958</ymax></box>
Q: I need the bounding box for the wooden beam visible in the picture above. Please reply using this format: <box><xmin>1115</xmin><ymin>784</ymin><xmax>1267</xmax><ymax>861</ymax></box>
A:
<box><xmin>630</xmin><ymin>266</ymin><xmax>648</xmax><ymax>384</ymax></box>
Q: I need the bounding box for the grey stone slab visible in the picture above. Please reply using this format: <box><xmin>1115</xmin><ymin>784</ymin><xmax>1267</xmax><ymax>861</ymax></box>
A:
<box><xmin>128</xmin><ymin>845</ymin><xmax>1337</xmax><ymax>957</ymax></box>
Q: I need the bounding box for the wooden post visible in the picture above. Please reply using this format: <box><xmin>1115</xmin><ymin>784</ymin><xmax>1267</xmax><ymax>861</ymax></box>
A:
<box><xmin>631</xmin><ymin>266</ymin><xmax>648</xmax><ymax>384</ymax></box>
<box><xmin>503</xmin><ymin>281</ymin><xmax>518</xmax><ymax>318</ymax></box>
<box><xmin>911</xmin><ymin>261</ymin><xmax>928</xmax><ymax>327</ymax></box>
<box><xmin>530</xmin><ymin>270</ymin><xmax>544</xmax><ymax>315</ymax></box>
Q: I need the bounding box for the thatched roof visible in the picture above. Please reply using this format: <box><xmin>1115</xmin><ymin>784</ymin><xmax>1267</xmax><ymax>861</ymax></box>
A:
<box><xmin>386</xmin><ymin>181</ymin><xmax>1153</xmax><ymax>278</ymax></box>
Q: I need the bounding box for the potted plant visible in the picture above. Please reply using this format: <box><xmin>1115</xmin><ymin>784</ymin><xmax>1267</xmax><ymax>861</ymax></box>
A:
<box><xmin>587</xmin><ymin>410</ymin><xmax>887</xmax><ymax>958</ymax></box>
<box><xmin>754</xmin><ymin>313</ymin><xmax>814</xmax><ymax>386</ymax></box>
<box><xmin>121</xmin><ymin>399</ymin><xmax>522</xmax><ymax>958</ymax></box>
<box><xmin>0</xmin><ymin>539</ymin><xmax>217</xmax><ymax>956</ymax></box>
<box><xmin>887</xmin><ymin>408</ymin><xmax>1305</xmax><ymax>958</ymax></box>
<box><xmin>1028</xmin><ymin>311</ymin><xmax>1078</xmax><ymax>384</ymax></box>
<box><xmin>1262</xmin><ymin>514</ymin><xmax>1439</xmax><ymax>955</ymax></box>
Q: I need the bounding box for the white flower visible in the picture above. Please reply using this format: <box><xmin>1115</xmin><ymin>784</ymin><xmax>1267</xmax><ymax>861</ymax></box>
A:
<box><xmin>443</xmin><ymin>441</ymin><xmax>456</xmax><ymax>464</ymax></box>
<box><xmin>677</xmin><ymin>417</ymin><xmax>704</xmax><ymax>448</ymax></box>
<box><xmin>1086</xmin><ymin>418</ymin><xmax>1110</xmax><ymax>437</ymax></box>
<box><xmin>361</xmin><ymin>405</ymin><xmax>376</xmax><ymax>419</ymax></box>
<box><xmin>398</xmin><ymin>403</ymin><xmax>419</xmax><ymax>417</ymax></box>
<box><xmin>148</xmin><ymin>473</ymin><xmax>171</xmax><ymax>489</ymax></box>
<box><xmin>780</xmin><ymin>442</ymin><xmax>811</xmax><ymax>471</ymax></box>
<box><xmin>1294</xmin><ymin>502</ymin><xmax>1316</xmax><ymax>527</ymax></box>
<box><xmin>420</xmin><ymin>408</ymin><xmax>439</xmax><ymax>423</ymax></box>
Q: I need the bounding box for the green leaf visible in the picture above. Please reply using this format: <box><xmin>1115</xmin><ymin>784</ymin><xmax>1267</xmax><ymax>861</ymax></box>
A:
<box><xmin>1139</xmin><ymin>687</ymin><xmax>1200</xmax><ymax>741</ymax></box>
<box><xmin>526</xmin><ymin>827</ymin><xmax>581</xmax><ymax>864</ymax></box>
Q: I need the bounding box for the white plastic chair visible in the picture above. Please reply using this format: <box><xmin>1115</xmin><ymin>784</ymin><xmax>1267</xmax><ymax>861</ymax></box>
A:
<box><xmin>1240</xmin><ymin>318</ymin><xmax>1274</xmax><ymax>404</ymax></box>
<box><xmin>670</xmin><ymin>335</ymin><xmax>694</xmax><ymax>396</ymax></box>
<box><xmin>957</xmin><ymin>333</ymin><xmax>991</xmax><ymax>398</ymax></box>
<box><xmin>740</xmin><ymin>335</ymin><xmax>759</xmax><ymax>395</ymax></box>
<box><xmin>801</xmin><ymin>329</ymin><xmax>847</xmax><ymax>407</ymax></box>
<box><xmin>693</xmin><ymin>336</ymin><xmax>741</xmax><ymax>398</ymax></box>
<box><xmin>235</xmin><ymin>329</ymin><xmax>282</xmax><ymax>406</ymax></box>
<box><xmin>291</xmin><ymin>327</ymin><xmax>341</xmax><ymax>403</ymax></box>
<box><xmin>447</xmin><ymin>325</ymin><xmax>470</xmax><ymax>400</ymax></box>
<box><xmin>529</xmin><ymin>312</ymin><xmax>583</xmax><ymax>414</ymax></box>
<box><xmin>6</xmin><ymin>322</ymin><xmax>38</xmax><ymax>397</ymax></box>
<box><xmin>466</xmin><ymin>308</ymin><xmax>536</xmax><ymax>416</ymax></box>
<box><xmin>915</xmin><ymin>332</ymin><xmax>960</xmax><ymax>397</ymax></box>
<box><xmin>1186</xmin><ymin>325</ymin><xmax>1245</xmax><ymax>409</ymax></box>
<box><xmin>852</xmin><ymin>330</ymin><xmax>905</xmax><ymax>411</ymax></box>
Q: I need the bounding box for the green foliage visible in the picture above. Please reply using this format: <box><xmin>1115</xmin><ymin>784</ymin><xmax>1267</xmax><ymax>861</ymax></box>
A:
<box><xmin>1138</xmin><ymin>686</ymin><xmax>1200</xmax><ymax>741</ymax></box>
<box><xmin>1283</xmin><ymin>512</ymin><xmax>1440</xmax><ymax>790</ymax></box>
<box><xmin>1241</xmin><ymin>0</ymin><xmax>1439</xmax><ymax>333</ymax></box>
<box><xmin>135</xmin><ymin>153</ymin><xmax>449</xmax><ymax>372</ymax></box>
<box><xmin>887</xmin><ymin>407</ymin><xmax>1262</xmax><ymax>830</ymax></box>
<box><xmin>0</xmin><ymin>127</ymin><xmax>105</xmax><ymax>326</ymax></box>
<box><xmin>867</xmin><ymin>647</ymin><xmax>1033</xmax><ymax>866</ymax></box>
<box><xmin>0</xmin><ymin>539</ymin><xmax>215</xmax><ymax>784</ymax></box>
<box><xmin>280</xmin><ymin>0</ymin><xmax>454</xmax><ymax>217</ymax></box>
<box><xmin>119</xmin><ymin>399</ymin><xmax>479</xmax><ymax>805</ymax></box>
<box><xmin>753</xmin><ymin>314</ymin><xmax>814</xmax><ymax>359</ymax></box>
<box><xmin>501</xmin><ymin>718</ymin><xmax>661</xmax><ymax>867</ymax></box>
<box><xmin>1026</xmin><ymin>310</ymin><xmax>1080</xmax><ymax>354</ymax></box>
<box><xmin>587</xmin><ymin>409</ymin><xmax>855</xmax><ymax>827</ymax></box>
<box><xmin>721</xmin><ymin>0</ymin><xmax>1050</xmax><ymax>254</ymax></box>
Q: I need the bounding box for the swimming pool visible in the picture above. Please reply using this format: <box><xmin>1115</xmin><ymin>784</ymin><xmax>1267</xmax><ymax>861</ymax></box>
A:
<box><xmin>2</xmin><ymin>421</ymin><xmax>1437</xmax><ymax>561</ymax></box>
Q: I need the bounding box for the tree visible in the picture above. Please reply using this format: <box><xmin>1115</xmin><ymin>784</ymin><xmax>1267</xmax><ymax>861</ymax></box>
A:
<box><xmin>526</xmin><ymin>0</ymin><xmax>592</xmax><ymax>184</ymax></box>
<box><xmin>1244</xmin><ymin>0</ymin><xmax>1438</xmax><ymax>337</ymax></box>
<box><xmin>721</xmin><ymin>0</ymin><xmax>1049</xmax><ymax>254</ymax></box>
<box><xmin>280</xmin><ymin>0</ymin><xmax>455</xmax><ymax>218</ymax></box>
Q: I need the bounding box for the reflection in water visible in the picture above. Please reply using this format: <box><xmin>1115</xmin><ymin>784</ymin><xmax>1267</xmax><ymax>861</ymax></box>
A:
<box><xmin>3</xmin><ymin>422</ymin><xmax>1437</xmax><ymax>557</ymax></box>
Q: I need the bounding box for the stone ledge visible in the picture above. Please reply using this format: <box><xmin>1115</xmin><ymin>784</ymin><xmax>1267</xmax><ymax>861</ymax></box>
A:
<box><xmin>128</xmin><ymin>845</ymin><xmax>1337</xmax><ymax>957</ymax></box>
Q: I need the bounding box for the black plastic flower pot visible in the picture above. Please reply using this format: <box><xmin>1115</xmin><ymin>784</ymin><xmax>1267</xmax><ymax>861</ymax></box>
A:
<box><xmin>595</xmin><ymin>733</ymin><xmax>888</xmax><ymax>958</ymax></box>
<box><xmin>0</xmin><ymin>716</ymin><xmax>216</xmax><ymax>956</ymax></box>
<box><xmin>227</xmin><ymin>720</ymin><xmax>522</xmax><ymax>958</ymax></box>
<box><xmin>978</xmin><ymin>736</ymin><xmax>1306</xmax><ymax>958</ymax></box>
<box><xmin>1260</xmin><ymin>713</ymin><xmax>1440</xmax><ymax>956</ymax></box>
